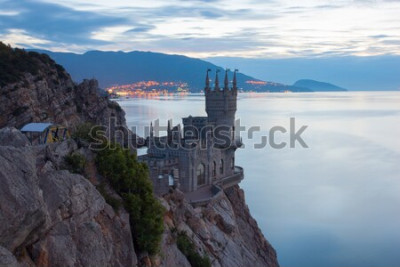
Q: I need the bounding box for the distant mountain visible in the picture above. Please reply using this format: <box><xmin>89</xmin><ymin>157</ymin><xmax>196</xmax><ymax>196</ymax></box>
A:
<box><xmin>31</xmin><ymin>50</ymin><xmax>311</xmax><ymax>92</ymax></box>
<box><xmin>293</xmin><ymin>79</ymin><xmax>347</xmax><ymax>92</ymax></box>
<box><xmin>207</xmin><ymin>56</ymin><xmax>400</xmax><ymax>91</ymax></box>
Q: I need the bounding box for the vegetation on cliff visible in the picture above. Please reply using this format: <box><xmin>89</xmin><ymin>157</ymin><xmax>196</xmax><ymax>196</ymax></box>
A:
<box><xmin>0</xmin><ymin>42</ymin><xmax>66</xmax><ymax>86</ymax></box>
<box><xmin>176</xmin><ymin>231</ymin><xmax>211</xmax><ymax>267</ymax></box>
<box><xmin>96</xmin><ymin>144</ymin><xmax>165</xmax><ymax>255</ymax></box>
<box><xmin>64</xmin><ymin>152</ymin><xmax>86</xmax><ymax>174</ymax></box>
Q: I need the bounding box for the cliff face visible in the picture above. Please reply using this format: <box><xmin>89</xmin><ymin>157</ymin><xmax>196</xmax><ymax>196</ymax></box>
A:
<box><xmin>0</xmin><ymin>49</ymin><xmax>125</xmax><ymax>131</ymax></box>
<box><xmin>158</xmin><ymin>187</ymin><xmax>278</xmax><ymax>267</ymax></box>
<box><xmin>0</xmin><ymin>129</ymin><xmax>136</xmax><ymax>266</ymax></box>
<box><xmin>0</xmin><ymin>128</ymin><xmax>279</xmax><ymax>267</ymax></box>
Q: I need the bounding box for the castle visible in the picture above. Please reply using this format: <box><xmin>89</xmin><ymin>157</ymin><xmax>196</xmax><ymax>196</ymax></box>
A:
<box><xmin>139</xmin><ymin>69</ymin><xmax>243</xmax><ymax>200</ymax></box>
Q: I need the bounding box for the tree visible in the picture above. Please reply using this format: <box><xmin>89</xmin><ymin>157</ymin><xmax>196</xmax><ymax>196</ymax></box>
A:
<box><xmin>96</xmin><ymin>144</ymin><xmax>165</xmax><ymax>255</ymax></box>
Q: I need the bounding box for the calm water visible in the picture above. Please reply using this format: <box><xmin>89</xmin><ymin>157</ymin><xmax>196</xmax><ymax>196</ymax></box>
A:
<box><xmin>118</xmin><ymin>92</ymin><xmax>400</xmax><ymax>267</ymax></box>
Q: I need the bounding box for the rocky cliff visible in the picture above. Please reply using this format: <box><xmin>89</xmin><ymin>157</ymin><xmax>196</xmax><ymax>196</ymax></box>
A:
<box><xmin>0</xmin><ymin>45</ymin><xmax>279</xmax><ymax>267</ymax></box>
<box><xmin>158</xmin><ymin>187</ymin><xmax>278</xmax><ymax>267</ymax></box>
<box><xmin>0</xmin><ymin>128</ymin><xmax>136</xmax><ymax>267</ymax></box>
<box><xmin>0</xmin><ymin>129</ymin><xmax>278</xmax><ymax>267</ymax></box>
<box><xmin>0</xmin><ymin>43</ymin><xmax>126</xmax><ymax>132</ymax></box>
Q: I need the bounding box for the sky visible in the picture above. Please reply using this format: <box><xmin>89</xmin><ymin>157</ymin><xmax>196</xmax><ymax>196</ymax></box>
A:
<box><xmin>1</xmin><ymin>0</ymin><xmax>400</xmax><ymax>58</ymax></box>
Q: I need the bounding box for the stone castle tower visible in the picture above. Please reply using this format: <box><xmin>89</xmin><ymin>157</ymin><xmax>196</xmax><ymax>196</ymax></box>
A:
<box><xmin>205</xmin><ymin>69</ymin><xmax>238</xmax><ymax>146</ymax></box>
<box><xmin>141</xmin><ymin>69</ymin><xmax>243</xmax><ymax>200</ymax></box>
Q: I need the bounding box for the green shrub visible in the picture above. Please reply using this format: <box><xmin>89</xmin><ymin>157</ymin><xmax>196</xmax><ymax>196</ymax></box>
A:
<box><xmin>72</xmin><ymin>123</ymin><xmax>106</xmax><ymax>145</ymax></box>
<box><xmin>0</xmin><ymin>42</ymin><xmax>67</xmax><ymax>86</ymax></box>
<box><xmin>96</xmin><ymin>144</ymin><xmax>165</xmax><ymax>255</ymax></box>
<box><xmin>177</xmin><ymin>231</ymin><xmax>211</xmax><ymax>267</ymax></box>
<box><xmin>64</xmin><ymin>153</ymin><xmax>86</xmax><ymax>174</ymax></box>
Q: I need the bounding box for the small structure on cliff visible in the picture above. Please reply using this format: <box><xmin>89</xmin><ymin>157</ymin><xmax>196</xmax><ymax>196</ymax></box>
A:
<box><xmin>20</xmin><ymin>122</ymin><xmax>70</xmax><ymax>144</ymax></box>
<box><xmin>139</xmin><ymin>70</ymin><xmax>244</xmax><ymax>203</ymax></box>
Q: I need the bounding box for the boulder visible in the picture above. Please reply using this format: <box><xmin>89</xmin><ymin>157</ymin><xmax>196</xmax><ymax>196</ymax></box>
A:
<box><xmin>0</xmin><ymin>127</ymin><xmax>30</xmax><ymax>147</ymax></box>
<box><xmin>0</xmin><ymin>246</ymin><xmax>18</xmax><ymax>267</ymax></box>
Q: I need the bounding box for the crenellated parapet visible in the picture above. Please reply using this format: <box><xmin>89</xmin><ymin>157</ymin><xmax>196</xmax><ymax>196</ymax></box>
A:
<box><xmin>205</xmin><ymin>68</ymin><xmax>238</xmax><ymax>95</ymax></box>
<box><xmin>205</xmin><ymin>69</ymin><xmax>238</xmax><ymax>134</ymax></box>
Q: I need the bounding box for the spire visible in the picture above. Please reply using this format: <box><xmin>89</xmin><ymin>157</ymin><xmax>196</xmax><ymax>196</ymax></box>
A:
<box><xmin>149</xmin><ymin>122</ymin><xmax>154</xmax><ymax>147</ymax></box>
<box><xmin>167</xmin><ymin>120</ymin><xmax>171</xmax><ymax>133</ymax></box>
<box><xmin>233</xmin><ymin>69</ymin><xmax>238</xmax><ymax>91</ymax></box>
<box><xmin>215</xmin><ymin>69</ymin><xmax>220</xmax><ymax>90</ymax></box>
<box><xmin>167</xmin><ymin>120</ymin><xmax>172</xmax><ymax>144</ymax></box>
<box><xmin>224</xmin><ymin>69</ymin><xmax>229</xmax><ymax>91</ymax></box>
<box><xmin>177</xmin><ymin>124</ymin><xmax>182</xmax><ymax>142</ymax></box>
<box><xmin>205</xmin><ymin>68</ymin><xmax>211</xmax><ymax>91</ymax></box>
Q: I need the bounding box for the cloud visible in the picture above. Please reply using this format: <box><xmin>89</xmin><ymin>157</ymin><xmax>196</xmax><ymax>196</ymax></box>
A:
<box><xmin>0</xmin><ymin>0</ymin><xmax>400</xmax><ymax>57</ymax></box>
<box><xmin>199</xmin><ymin>10</ymin><xmax>223</xmax><ymax>18</ymax></box>
<box><xmin>370</xmin><ymin>34</ymin><xmax>391</xmax><ymax>39</ymax></box>
<box><xmin>0</xmin><ymin>10</ymin><xmax>20</xmax><ymax>16</ymax></box>
<box><xmin>0</xmin><ymin>0</ymin><xmax>127</xmax><ymax>47</ymax></box>
<box><xmin>382</xmin><ymin>39</ymin><xmax>400</xmax><ymax>45</ymax></box>
<box><xmin>0</xmin><ymin>29</ymin><xmax>51</xmax><ymax>47</ymax></box>
<box><xmin>125</xmin><ymin>25</ymin><xmax>156</xmax><ymax>33</ymax></box>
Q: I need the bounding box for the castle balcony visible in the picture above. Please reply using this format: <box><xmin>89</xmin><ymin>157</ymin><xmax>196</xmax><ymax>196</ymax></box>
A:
<box><xmin>185</xmin><ymin>166</ymin><xmax>244</xmax><ymax>206</ymax></box>
<box><xmin>219</xmin><ymin>166</ymin><xmax>244</xmax><ymax>189</ymax></box>
<box><xmin>185</xmin><ymin>184</ymin><xmax>223</xmax><ymax>207</ymax></box>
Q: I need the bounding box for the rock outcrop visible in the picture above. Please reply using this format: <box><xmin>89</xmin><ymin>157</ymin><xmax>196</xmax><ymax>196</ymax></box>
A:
<box><xmin>0</xmin><ymin>127</ymin><xmax>30</xmax><ymax>147</ymax></box>
<box><xmin>0</xmin><ymin>133</ymin><xmax>136</xmax><ymax>267</ymax></box>
<box><xmin>0</xmin><ymin>47</ymin><xmax>126</xmax><ymax>138</ymax></box>
<box><xmin>158</xmin><ymin>187</ymin><xmax>278</xmax><ymax>267</ymax></box>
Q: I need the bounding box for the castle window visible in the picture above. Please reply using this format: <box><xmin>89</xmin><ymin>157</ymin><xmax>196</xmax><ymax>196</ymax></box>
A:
<box><xmin>197</xmin><ymin>163</ymin><xmax>205</xmax><ymax>186</ymax></box>
<box><xmin>212</xmin><ymin>161</ymin><xmax>217</xmax><ymax>178</ymax></box>
<box><xmin>220</xmin><ymin>159</ymin><xmax>224</xmax><ymax>175</ymax></box>
<box><xmin>168</xmin><ymin>174</ymin><xmax>174</xmax><ymax>186</ymax></box>
<box><xmin>231</xmin><ymin>157</ymin><xmax>235</xmax><ymax>169</ymax></box>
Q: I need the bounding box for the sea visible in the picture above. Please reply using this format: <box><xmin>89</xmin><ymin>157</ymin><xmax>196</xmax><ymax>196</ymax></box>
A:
<box><xmin>117</xmin><ymin>91</ymin><xmax>400</xmax><ymax>267</ymax></box>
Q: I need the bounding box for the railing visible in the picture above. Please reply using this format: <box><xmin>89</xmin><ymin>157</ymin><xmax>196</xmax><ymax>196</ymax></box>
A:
<box><xmin>234</xmin><ymin>166</ymin><xmax>243</xmax><ymax>174</ymax></box>
<box><xmin>219</xmin><ymin>166</ymin><xmax>244</xmax><ymax>189</ymax></box>
<box><xmin>187</xmin><ymin>166</ymin><xmax>244</xmax><ymax>206</ymax></box>
<box><xmin>189</xmin><ymin>184</ymin><xmax>223</xmax><ymax>207</ymax></box>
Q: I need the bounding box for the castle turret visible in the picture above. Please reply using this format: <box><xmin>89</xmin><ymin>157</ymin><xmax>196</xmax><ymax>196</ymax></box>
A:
<box><xmin>167</xmin><ymin>120</ymin><xmax>172</xmax><ymax>144</ymax></box>
<box><xmin>149</xmin><ymin>122</ymin><xmax>154</xmax><ymax>148</ymax></box>
<box><xmin>224</xmin><ymin>69</ymin><xmax>229</xmax><ymax>91</ymax></box>
<box><xmin>214</xmin><ymin>70</ymin><xmax>220</xmax><ymax>91</ymax></box>
<box><xmin>205</xmin><ymin>69</ymin><xmax>238</xmax><ymax>147</ymax></box>
<box><xmin>205</xmin><ymin>69</ymin><xmax>211</xmax><ymax>92</ymax></box>
<box><xmin>233</xmin><ymin>69</ymin><xmax>238</xmax><ymax>91</ymax></box>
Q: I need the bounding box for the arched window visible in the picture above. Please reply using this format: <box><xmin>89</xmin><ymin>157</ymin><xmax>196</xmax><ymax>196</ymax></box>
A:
<box><xmin>197</xmin><ymin>163</ymin><xmax>205</xmax><ymax>186</ymax></box>
<box><xmin>220</xmin><ymin>159</ymin><xmax>224</xmax><ymax>175</ymax></box>
<box><xmin>212</xmin><ymin>161</ymin><xmax>217</xmax><ymax>178</ymax></box>
<box><xmin>231</xmin><ymin>157</ymin><xmax>235</xmax><ymax>170</ymax></box>
<box><xmin>168</xmin><ymin>173</ymin><xmax>174</xmax><ymax>186</ymax></box>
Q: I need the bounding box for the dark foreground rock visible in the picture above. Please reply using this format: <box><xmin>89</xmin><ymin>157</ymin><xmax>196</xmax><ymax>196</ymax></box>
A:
<box><xmin>0</xmin><ymin>136</ymin><xmax>136</xmax><ymax>267</ymax></box>
<box><xmin>0</xmin><ymin>130</ymin><xmax>279</xmax><ymax>267</ymax></box>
